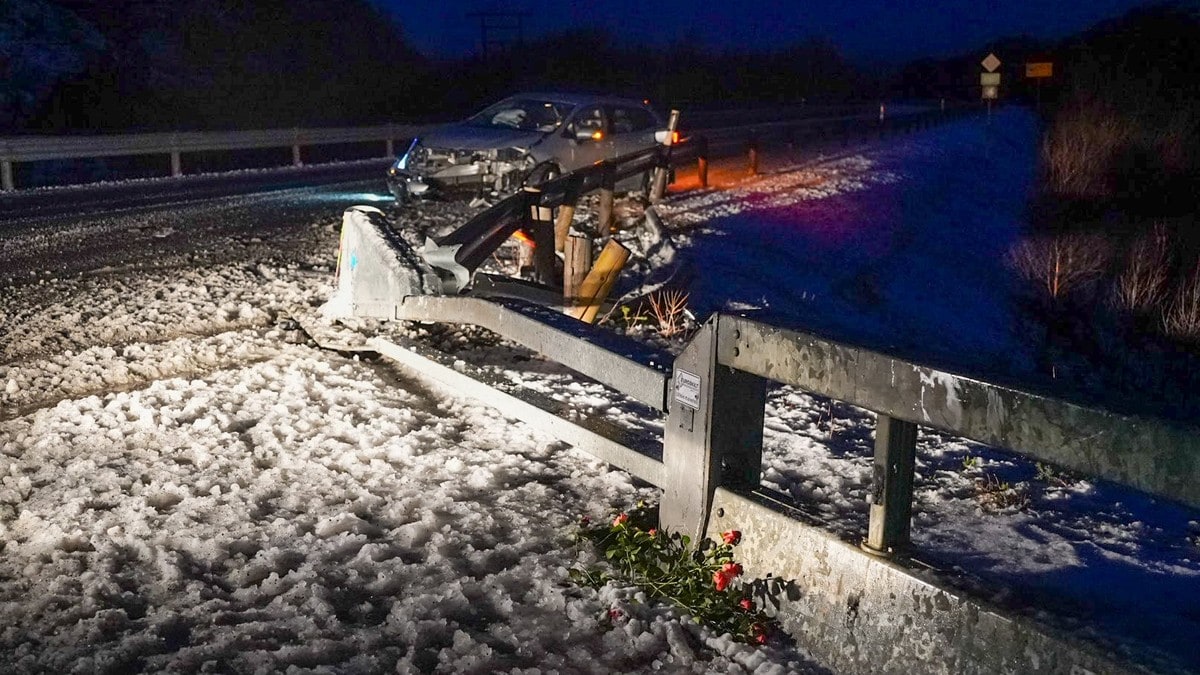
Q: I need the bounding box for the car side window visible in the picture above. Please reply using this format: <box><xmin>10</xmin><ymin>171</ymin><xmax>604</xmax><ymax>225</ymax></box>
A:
<box><xmin>570</xmin><ymin>107</ymin><xmax>606</xmax><ymax>136</ymax></box>
<box><xmin>606</xmin><ymin>106</ymin><xmax>656</xmax><ymax>134</ymax></box>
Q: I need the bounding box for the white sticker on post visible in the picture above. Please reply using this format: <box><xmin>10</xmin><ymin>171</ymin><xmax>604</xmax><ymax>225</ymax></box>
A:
<box><xmin>675</xmin><ymin>369</ymin><xmax>702</xmax><ymax>410</ymax></box>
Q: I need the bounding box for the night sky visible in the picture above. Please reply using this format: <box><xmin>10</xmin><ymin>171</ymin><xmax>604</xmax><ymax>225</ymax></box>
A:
<box><xmin>375</xmin><ymin>0</ymin><xmax>1158</xmax><ymax>64</ymax></box>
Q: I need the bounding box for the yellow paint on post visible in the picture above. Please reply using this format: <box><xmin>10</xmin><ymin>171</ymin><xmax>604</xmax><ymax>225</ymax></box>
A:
<box><xmin>569</xmin><ymin>239</ymin><xmax>630</xmax><ymax>324</ymax></box>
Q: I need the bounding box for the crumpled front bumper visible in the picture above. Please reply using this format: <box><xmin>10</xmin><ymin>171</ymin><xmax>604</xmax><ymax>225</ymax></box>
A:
<box><xmin>386</xmin><ymin>169</ymin><xmax>436</xmax><ymax>201</ymax></box>
<box><xmin>387</xmin><ymin>155</ymin><xmax>530</xmax><ymax>201</ymax></box>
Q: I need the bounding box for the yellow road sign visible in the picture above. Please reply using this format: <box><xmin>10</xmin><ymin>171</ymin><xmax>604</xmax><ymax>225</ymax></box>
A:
<box><xmin>1026</xmin><ymin>62</ymin><xmax>1053</xmax><ymax>78</ymax></box>
<box><xmin>981</xmin><ymin>53</ymin><xmax>1001</xmax><ymax>72</ymax></box>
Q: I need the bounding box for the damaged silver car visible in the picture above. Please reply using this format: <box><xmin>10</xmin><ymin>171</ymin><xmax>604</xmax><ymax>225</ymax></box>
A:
<box><xmin>387</xmin><ymin>92</ymin><xmax>668</xmax><ymax>201</ymax></box>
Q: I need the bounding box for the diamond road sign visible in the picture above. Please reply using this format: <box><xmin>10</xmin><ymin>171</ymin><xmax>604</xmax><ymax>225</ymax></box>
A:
<box><xmin>981</xmin><ymin>53</ymin><xmax>1001</xmax><ymax>73</ymax></box>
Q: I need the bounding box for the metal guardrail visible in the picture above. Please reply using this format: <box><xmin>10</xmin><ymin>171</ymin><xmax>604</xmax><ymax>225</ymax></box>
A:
<box><xmin>0</xmin><ymin>102</ymin><xmax>959</xmax><ymax>192</ymax></box>
<box><xmin>304</xmin><ymin>101</ymin><xmax>1191</xmax><ymax>671</ymax></box>
<box><xmin>340</xmin><ymin>295</ymin><xmax>1183</xmax><ymax>674</ymax></box>
<box><xmin>0</xmin><ymin>124</ymin><xmax>429</xmax><ymax>191</ymax></box>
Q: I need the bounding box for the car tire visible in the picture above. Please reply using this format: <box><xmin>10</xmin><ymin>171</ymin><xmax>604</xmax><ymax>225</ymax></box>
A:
<box><xmin>524</xmin><ymin>163</ymin><xmax>560</xmax><ymax>188</ymax></box>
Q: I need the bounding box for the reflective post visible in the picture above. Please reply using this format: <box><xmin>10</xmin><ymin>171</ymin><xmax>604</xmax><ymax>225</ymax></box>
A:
<box><xmin>1</xmin><ymin>159</ymin><xmax>13</xmax><ymax>191</ymax></box>
<box><xmin>650</xmin><ymin>109</ymin><xmax>680</xmax><ymax>203</ymax></box>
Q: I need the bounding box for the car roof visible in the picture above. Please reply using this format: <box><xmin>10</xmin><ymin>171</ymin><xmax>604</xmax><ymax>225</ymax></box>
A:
<box><xmin>508</xmin><ymin>92</ymin><xmax>651</xmax><ymax>108</ymax></box>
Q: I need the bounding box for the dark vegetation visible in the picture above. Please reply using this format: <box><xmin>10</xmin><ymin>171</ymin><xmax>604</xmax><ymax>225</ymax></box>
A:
<box><xmin>1</xmin><ymin>0</ymin><xmax>866</xmax><ymax>133</ymax></box>
<box><xmin>1000</xmin><ymin>2</ymin><xmax>1200</xmax><ymax>417</ymax></box>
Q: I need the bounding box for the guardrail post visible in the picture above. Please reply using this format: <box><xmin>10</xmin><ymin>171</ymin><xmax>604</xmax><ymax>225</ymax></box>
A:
<box><xmin>661</xmin><ymin>315</ymin><xmax>767</xmax><ymax>540</ymax></box>
<box><xmin>170</xmin><ymin>150</ymin><xmax>182</xmax><ymax>177</ymax></box>
<box><xmin>863</xmin><ymin>414</ymin><xmax>918</xmax><ymax>557</ymax></box>
<box><xmin>523</xmin><ymin>187</ymin><xmax>556</xmax><ymax>285</ymax></box>
<box><xmin>563</xmin><ymin>233</ymin><xmax>592</xmax><ymax>315</ymax></box>
<box><xmin>292</xmin><ymin>128</ymin><xmax>303</xmax><ymax>167</ymax></box>
<box><xmin>1</xmin><ymin>160</ymin><xmax>13</xmax><ymax>192</ymax></box>
<box><xmin>598</xmin><ymin>165</ymin><xmax>616</xmax><ymax>236</ymax></box>
<box><xmin>696</xmin><ymin>135</ymin><xmax>709</xmax><ymax>189</ymax></box>
<box><xmin>746</xmin><ymin>134</ymin><xmax>759</xmax><ymax>177</ymax></box>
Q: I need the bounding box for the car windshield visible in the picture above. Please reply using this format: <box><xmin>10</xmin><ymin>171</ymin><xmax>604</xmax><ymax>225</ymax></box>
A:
<box><xmin>466</xmin><ymin>99</ymin><xmax>571</xmax><ymax>132</ymax></box>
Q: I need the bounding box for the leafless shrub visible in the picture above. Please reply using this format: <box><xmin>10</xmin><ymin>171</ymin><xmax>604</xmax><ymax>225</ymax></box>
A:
<box><xmin>1112</xmin><ymin>224</ymin><xmax>1171</xmax><ymax>315</ymax></box>
<box><xmin>1042</xmin><ymin>102</ymin><xmax>1136</xmax><ymax>199</ymax></box>
<box><xmin>974</xmin><ymin>474</ymin><xmax>1030</xmax><ymax>512</ymax></box>
<box><xmin>1162</xmin><ymin>264</ymin><xmax>1200</xmax><ymax>342</ymax></box>
<box><xmin>1008</xmin><ymin>234</ymin><xmax>1111</xmax><ymax>302</ymax></box>
<box><xmin>648</xmin><ymin>289</ymin><xmax>690</xmax><ymax>337</ymax></box>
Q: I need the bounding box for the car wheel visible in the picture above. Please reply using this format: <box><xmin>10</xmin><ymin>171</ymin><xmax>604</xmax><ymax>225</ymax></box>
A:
<box><xmin>524</xmin><ymin>163</ymin><xmax>560</xmax><ymax>188</ymax></box>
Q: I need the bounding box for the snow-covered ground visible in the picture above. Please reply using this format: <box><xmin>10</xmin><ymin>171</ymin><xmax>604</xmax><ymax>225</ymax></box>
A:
<box><xmin>1</xmin><ymin>108</ymin><xmax>1198</xmax><ymax>673</ymax></box>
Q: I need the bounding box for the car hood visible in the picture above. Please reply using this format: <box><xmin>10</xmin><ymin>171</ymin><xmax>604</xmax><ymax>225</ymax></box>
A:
<box><xmin>418</xmin><ymin>124</ymin><xmax>547</xmax><ymax>152</ymax></box>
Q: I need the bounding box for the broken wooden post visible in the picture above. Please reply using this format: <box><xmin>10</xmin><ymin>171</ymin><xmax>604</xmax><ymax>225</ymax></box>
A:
<box><xmin>563</xmin><ymin>234</ymin><xmax>593</xmax><ymax>315</ymax></box>
<box><xmin>554</xmin><ymin>177</ymin><xmax>582</xmax><ymax>253</ymax></box>
<box><xmin>650</xmin><ymin>109</ymin><xmax>680</xmax><ymax>203</ymax></box>
<box><xmin>569</xmin><ymin>239</ymin><xmax>629</xmax><ymax>324</ymax></box>
<box><xmin>598</xmin><ymin>166</ymin><xmax>616</xmax><ymax>236</ymax></box>
<box><xmin>863</xmin><ymin>414</ymin><xmax>919</xmax><ymax>557</ymax></box>
<box><xmin>523</xmin><ymin>187</ymin><xmax>556</xmax><ymax>285</ymax></box>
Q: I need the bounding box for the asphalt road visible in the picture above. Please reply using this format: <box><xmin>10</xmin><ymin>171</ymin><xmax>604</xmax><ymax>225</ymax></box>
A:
<box><xmin>0</xmin><ymin>178</ymin><xmax>391</xmax><ymax>289</ymax></box>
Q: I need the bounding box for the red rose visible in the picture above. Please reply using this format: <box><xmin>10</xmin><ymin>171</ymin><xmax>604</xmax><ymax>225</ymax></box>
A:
<box><xmin>721</xmin><ymin>562</ymin><xmax>743</xmax><ymax>578</ymax></box>
<box><xmin>722</xmin><ymin>530</ymin><xmax>742</xmax><ymax>546</ymax></box>
<box><xmin>712</xmin><ymin>571</ymin><xmax>731</xmax><ymax>591</ymax></box>
<box><xmin>751</xmin><ymin>623</ymin><xmax>768</xmax><ymax>644</ymax></box>
<box><xmin>739</xmin><ymin>598</ymin><xmax>754</xmax><ymax>612</ymax></box>
<box><xmin>612</xmin><ymin>513</ymin><xmax>629</xmax><ymax>527</ymax></box>
<box><xmin>647</xmin><ymin>528</ymin><xmax>658</xmax><ymax>537</ymax></box>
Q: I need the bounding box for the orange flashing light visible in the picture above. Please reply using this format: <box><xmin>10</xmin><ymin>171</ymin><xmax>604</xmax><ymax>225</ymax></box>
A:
<box><xmin>591</xmin><ymin>130</ymin><xmax>604</xmax><ymax>141</ymax></box>
<box><xmin>512</xmin><ymin>229</ymin><xmax>535</xmax><ymax>246</ymax></box>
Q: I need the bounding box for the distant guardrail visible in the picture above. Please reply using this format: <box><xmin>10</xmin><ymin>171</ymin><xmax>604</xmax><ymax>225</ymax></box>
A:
<box><xmin>0</xmin><ymin>124</ymin><xmax>430</xmax><ymax>191</ymax></box>
<box><xmin>0</xmin><ymin>102</ymin><xmax>958</xmax><ymax>192</ymax></box>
